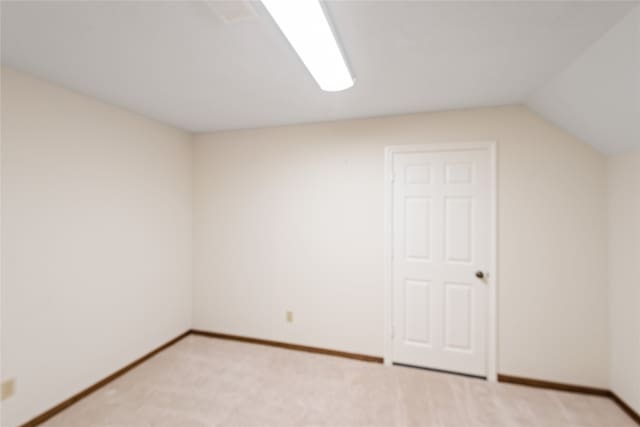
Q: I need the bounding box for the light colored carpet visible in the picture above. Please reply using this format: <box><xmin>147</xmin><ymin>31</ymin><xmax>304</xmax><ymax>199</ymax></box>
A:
<box><xmin>42</xmin><ymin>335</ymin><xmax>635</xmax><ymax>427</ymax></box>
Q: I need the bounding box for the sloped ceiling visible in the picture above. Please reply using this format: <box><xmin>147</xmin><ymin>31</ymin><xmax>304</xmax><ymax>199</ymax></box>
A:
<box><xmin>528</xmin><ymin>5</ymin><xmax>640</xmax><ymax>155</ymax></box>
<box><xmin>1</xmin><ymin>1</ymin><xmax>638</xmax><ymax>154</ymax></box>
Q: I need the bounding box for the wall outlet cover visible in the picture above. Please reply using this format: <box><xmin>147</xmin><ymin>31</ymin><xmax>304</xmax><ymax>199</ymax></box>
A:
<box><xmin>1</xmin><ymin>379</ymin><xmax>16</xmax><ymax>400</ymax></box>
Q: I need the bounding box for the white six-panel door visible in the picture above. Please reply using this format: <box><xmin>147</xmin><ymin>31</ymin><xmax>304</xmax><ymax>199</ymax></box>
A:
<box><xmin>390</xmin><ymin>147</ymin><xmax>491</xmax><ymax>377</ymax></box>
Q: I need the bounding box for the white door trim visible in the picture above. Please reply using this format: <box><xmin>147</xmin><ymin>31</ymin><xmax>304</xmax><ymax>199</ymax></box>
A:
<box><xmin>383</xmin><ymin>142</ymin><xmax>498</xmax><ymax>381</ymax></box>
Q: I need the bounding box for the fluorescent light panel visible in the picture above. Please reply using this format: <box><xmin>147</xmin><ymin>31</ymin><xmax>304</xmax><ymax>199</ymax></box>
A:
<box><xmin>262</xmin><ymin>0</ymin><xmax>354</xmax><ymax>92</ymax></box>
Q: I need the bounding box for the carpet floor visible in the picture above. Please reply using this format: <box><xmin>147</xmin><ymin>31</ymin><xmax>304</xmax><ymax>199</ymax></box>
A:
<box><xmin>42</xmin><ymin>335</ymin><xmax>635</xmax><ymax>427</ymax></box>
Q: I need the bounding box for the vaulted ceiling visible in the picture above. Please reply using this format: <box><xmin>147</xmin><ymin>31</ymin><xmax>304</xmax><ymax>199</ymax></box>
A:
<box><xmin>1</xmin><ymin>1</ymin><xmax>638</xmax><ymax>154</ymax></box>
<box><xmin>529</xmin><ymin>6</ymin><xmax>639</xmax><ymax>155</ymax></box>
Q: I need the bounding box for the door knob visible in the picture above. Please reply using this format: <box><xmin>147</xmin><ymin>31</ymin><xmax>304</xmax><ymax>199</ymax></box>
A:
<box><xmin>475</xmin><ymin>271</ymin><xmax>485</xmax><ymax>279</ymax></box>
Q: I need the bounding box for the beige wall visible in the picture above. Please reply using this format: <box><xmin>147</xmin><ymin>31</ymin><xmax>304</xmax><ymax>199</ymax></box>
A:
<box><xmin>1</xmin><ymin>67</ymin><xmax>193</xmax><ymax>427</ymax></box>
<box><xmin>1</xmin><ymin>67</ymin><xmax>617</xmax><ymax>426</ymax></box>
<box><xmin>608</xmin><ymin>152</ymin><xmax>640</xmax><ymax>413</ymax></box>
<box><xmin>193</xmin><ymin>105</ymin><xmax>610</xmax><ymax>388</ymax></box>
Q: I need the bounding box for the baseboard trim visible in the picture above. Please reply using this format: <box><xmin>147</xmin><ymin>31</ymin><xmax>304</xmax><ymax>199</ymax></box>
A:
<box><xmin>498</xmin><ymin>374</ymin><xmax>640</xmax><ymax>425</ymax></box>
<box><xmin>190</xmin><ymin>329</ymin><xmax>384</xmax><ymax>363</ymax></box>
<box><xmin>610</xmin><ymin>392</ymin><xmax>640</xmax><ymax>425</ymax></box>
<box><xmin>497</xmin><ymin>374</ymin><xmax>610</xmax><ymax>396</ymax></box>
<box><xmin>20</xmin><ymin>331</ymin><xmax>190</xmax><ymax>427</ymax></box>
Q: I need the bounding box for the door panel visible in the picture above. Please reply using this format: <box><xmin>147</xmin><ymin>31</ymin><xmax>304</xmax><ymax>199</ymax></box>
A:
<box><xmin>404</xmin><ymin>279</ymin><xmax>431</xmax><ymax>345</ymax></box>
<box><xmin>445</xmin><ymin>197</ymin><xmax>473</xmax><ymax>264</ymax></box>
<box><xmin>404</xmin><ymin>197</ymin><xmax>432</xmax><ymax>261</ymax></box>
<box><xmin>392</xmin><ymin>148</ymin><xmax>489</xmax><ymax>376</ymax></box>
<box><xmin>444</xmin><ymin>282</ymin><xmax>473</xmax><ymax>351</ymax></box>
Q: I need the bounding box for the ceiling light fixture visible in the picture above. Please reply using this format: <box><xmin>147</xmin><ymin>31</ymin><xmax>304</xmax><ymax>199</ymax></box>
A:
<box><xmin>261</xmin><ymin>0</ymin><xmax>354</xmax><ymax>92</ymax></box>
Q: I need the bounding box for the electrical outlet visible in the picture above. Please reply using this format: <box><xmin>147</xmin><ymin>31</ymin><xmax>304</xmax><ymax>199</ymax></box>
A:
<box><xmin>1</xmin><ymin>379</ymin><xmax>15</xmax><ymax>401</ymax></box>
<box><xmin>286</xmin><ymin>311</ymin><xmax>293</xmax><ymax>323</ymax></box>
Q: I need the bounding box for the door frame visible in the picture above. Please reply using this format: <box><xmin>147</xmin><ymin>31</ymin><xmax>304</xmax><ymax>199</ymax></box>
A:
<box><xmin>383</xmin><ymin>142</ymin><xmax>498</xmax><ymax>381</ymax></box>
